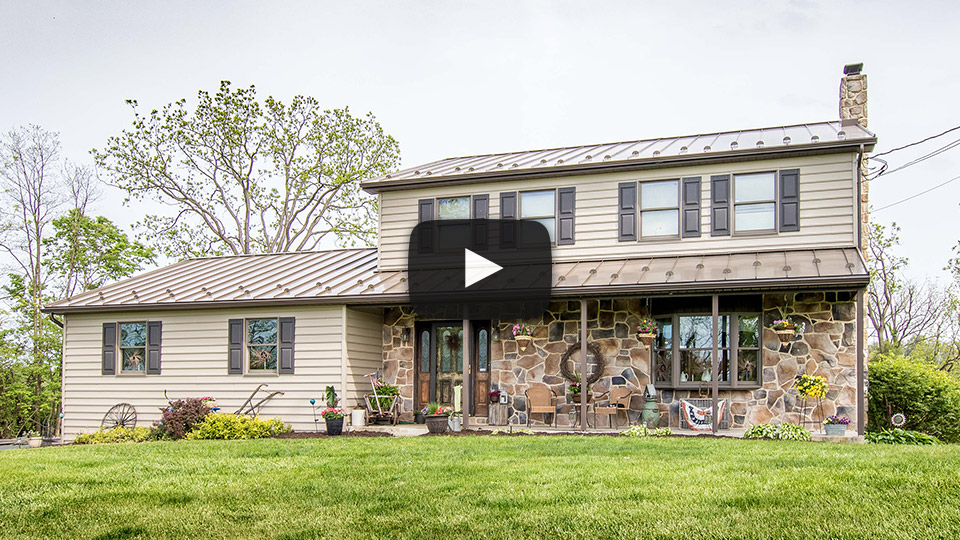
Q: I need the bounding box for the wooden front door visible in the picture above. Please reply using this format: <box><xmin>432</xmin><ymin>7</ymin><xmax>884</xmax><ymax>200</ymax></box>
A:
<box><xmin>415</xmin><ymin>321</ymin><xmax>491</xmax><ymax>415</ymax></box>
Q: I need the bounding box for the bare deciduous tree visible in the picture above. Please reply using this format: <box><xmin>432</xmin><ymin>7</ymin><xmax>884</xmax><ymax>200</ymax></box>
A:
<box><xmin>93</xmin><ymin>81</ymin><xmax>401</xmax><ymax>259</ymax></box>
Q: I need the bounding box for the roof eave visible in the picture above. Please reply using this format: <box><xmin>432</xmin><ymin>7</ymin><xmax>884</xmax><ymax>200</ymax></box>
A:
<box><xmin>362</xmin><ymin>138</ymin><xmax>876</xmax><ymax>193</ymax></box>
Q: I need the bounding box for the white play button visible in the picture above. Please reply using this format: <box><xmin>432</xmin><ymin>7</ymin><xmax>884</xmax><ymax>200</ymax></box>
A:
<box><xmin>464</xmin><ymin>248</ymin><xmax>502</xmax><ymax>288</ymax></box>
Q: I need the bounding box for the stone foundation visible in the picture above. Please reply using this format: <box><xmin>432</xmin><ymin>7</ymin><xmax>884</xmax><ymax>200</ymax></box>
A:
<box><xmin>378</xmin><ymin>292</ymin><xmax>860</xmax><ymax>430</ymax></box>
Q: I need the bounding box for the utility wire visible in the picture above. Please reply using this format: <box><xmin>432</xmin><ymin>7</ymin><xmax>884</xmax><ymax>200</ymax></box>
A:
<box><xmin>868</xmin><ymin>136</ymin><xmax>960</xmax><ymax>180</ymax></box>
<box><xmin>872</xmin><ymin>173</ymin><xmax>960</xmax><ymax>213</ymax></box>
<box><xmin>872</xmin><ymin>123</ymin><xmax>960</xmax><ymax>158</ymax></box>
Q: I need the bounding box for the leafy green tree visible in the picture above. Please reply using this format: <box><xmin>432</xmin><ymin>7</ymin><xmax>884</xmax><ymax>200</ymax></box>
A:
<box><xmin>93</xmin><ymin>81</ymin><xmax>400</xmax><ymax>259</ymax></box>
<box><xmin>43</xmin><ymin>209</ymin><xmax>155</xmax><ymax>298</ymax></box>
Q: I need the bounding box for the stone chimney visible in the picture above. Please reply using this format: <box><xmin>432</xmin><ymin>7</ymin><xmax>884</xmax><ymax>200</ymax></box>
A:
<box><xmin>840</xmin><ymin>63</ymin><xmax>869</xmax><ymax>256</ymax></box>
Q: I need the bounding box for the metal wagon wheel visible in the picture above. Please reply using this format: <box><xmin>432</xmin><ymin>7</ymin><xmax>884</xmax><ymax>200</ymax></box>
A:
<box><xmin>102</xmin><ymin>403</ymin><xmax>137</xmax><ymax>429</ymax></box>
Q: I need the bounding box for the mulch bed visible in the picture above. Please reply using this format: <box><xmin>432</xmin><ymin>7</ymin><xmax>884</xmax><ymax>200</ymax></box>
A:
<box><xmin>275</xmin><ymin>431</ymin><xmax>393</xmax><ymax>439</ymax></box>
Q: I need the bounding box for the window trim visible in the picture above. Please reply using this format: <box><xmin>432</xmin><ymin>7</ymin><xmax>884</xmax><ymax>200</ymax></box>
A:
<box><xmin>117</xmin><ymin>321</ymin><xmax>148</xmax><ymax>375</ymax></box>
<box><xmin>653</xmin><ymin>312</ymin><xmax>762</xmax><ymax>390</ymax></box>
<box><xmin>638</xmin><ymin>179</ymin><xmax>682</xmax><ymax>240</ymax></box>
<box><xmin>245</xmin><ymin>317</ymin><xmax>280</xmax><ymax>374</ymax></box>
<box><xmin>731</xmin><ymin>171</ymin><xmax>779</xmax><ymax>235</ymax></box>
<box><xmin>518</xmin><ymin>188</ymin><xmax>558</xmax><ymax>244</ymax></box>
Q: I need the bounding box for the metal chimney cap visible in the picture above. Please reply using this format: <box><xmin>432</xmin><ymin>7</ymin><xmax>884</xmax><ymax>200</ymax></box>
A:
<box><xmin>843</xmin><ymin>63</ymin><xmax>863</xmax><ymax>75</ymax></box>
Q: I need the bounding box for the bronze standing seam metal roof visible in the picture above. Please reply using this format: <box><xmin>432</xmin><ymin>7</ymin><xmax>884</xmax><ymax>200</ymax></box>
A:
<box><xmin>362</xmin><ymin>121</ymin><xmax>876</xmax><ymax>191</ymax></box>
<box><xmin>44</xmin><ymin>248</ymin><xmax>868</xmax><ymax>313</ymax></box>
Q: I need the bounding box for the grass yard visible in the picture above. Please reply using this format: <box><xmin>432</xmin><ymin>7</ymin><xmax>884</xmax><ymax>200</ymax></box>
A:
<box><xmin>1</xmin><ymin>436</ymin><xmax>959</xmax><ymax>539</ymax></box>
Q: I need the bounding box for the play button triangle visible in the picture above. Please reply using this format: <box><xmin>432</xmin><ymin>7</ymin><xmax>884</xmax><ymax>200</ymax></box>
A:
<box><xmin>464</xmin><ymin>248</ymin><xmax>502</xmax><ymax>288</ymax></box>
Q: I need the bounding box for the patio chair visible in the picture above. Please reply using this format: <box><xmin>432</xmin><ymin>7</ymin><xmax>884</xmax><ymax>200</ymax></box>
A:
<box><xmin>525</xmin><ymin>386</ymin><xmax>558</xmax><ymax>428</ymax></box>
<box><xmin>593</xmin><ymin>387</ymin><xmax>637</xmax><ymax>428</ymax></box>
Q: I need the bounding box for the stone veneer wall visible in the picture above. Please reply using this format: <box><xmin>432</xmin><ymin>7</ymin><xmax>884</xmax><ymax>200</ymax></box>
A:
<box><xmin>378</xmin><ymin>292</ymin><xmax>860</xmax><ymax>429</ymax></box>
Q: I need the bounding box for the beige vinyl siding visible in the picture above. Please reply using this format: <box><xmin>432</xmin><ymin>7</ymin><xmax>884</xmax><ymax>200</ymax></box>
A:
<box><xmin>61</xmin><ymin>305</ymin><xmax>343</xmax><ymax>440</ymax></box>
<box><xmin>377</xmin><ymin>152</ymin><xmax>857</xmax><ymax>271</ymax></box>
<box><xmin>344</xmin><ymin>307</ymin><xmax>385</xmax><ymax>407</ymax></box>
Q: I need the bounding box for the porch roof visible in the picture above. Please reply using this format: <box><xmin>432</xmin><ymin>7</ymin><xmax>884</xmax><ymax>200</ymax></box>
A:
<box><xmin>44</xmin><ymin>247</ymin><xmax>867</xmax><ymax>314</ymax></box>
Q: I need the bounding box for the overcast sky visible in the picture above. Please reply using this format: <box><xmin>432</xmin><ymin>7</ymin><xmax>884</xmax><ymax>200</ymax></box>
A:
<box><xmin>2</xmin><ymin>1</ymin><xmax>958</xmax><ymax>281</ymax></box>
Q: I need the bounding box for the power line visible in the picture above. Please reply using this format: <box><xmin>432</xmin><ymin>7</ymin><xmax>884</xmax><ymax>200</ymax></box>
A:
<box><xmin>872</xmin><ymin>173</ymin><xmax>960</xmax><ymax>213</ymax></box>
<box><xmin>869</xmin><ymin>136</ymin><xmax>960</xmax><ymax>180</ymax></box>
<box><xmin>872</xmin><ymin>123</ymin><xmax>960</xmax><ymax>158</ymax></box>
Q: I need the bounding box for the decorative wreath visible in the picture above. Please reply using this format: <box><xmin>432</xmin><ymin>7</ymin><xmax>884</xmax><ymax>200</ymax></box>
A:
<box><xmin>559</xmin><ymin>341</ymin><xmax>605</xmax><ymax>385</ymax></box>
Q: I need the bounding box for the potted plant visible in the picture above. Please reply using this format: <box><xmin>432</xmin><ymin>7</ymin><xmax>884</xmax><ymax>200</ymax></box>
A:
<box><xmin>513</xmin><ymin>323</ymin><xmax>533</xmax><ymax>352</ymax></box>
<box><xmin>569</xmin><ymin>378</ymin><xmax>590</xmax><ymax>403</ymax></box>
<box><xmin>823</xmin><ymin>415</ymin><xmax>850</xmax><ymax>436</ymax></box>
<box><xmin>636</xmin><ymin>317</ymin><xmax>658</xmax><ymax>347</ymax></box>
<box><xmin>488</xmin><ymin>389</ymin><xmax>503</xmax><ymax>403</ymax></box>
<box><xmin>27</xmin><ymin>430</ymin><xmax>42</xmax><ymax>448</ymax></box>
<box><xmin>413</xmin><ymin>409</ymin><xmax>426</xmax><ymax>424</ymax></box>
<box><xmin>321</xmin><ymin>408</ymin><xmax>346</xmax><ymax>435</ymax></box>
<box><xmin>201</xmin><ymin>396</ymin><xmax>217</xmax><ymax>409</ymax></box>
<box><xmin>772</xmin><ymin>319</ymin><xmax>800</xmax><ymax>343</ymax></box>
<box><xmin>422</xmin><ymin>402</ymin><xmax>453</xmax><ymax>434</ymax></box>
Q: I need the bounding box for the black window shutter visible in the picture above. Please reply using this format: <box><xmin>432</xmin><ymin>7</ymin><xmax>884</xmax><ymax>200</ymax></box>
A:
<box><xmin>681</xmin><ymin>177</ymin><xmax>702</xmax><ymax>238</ymax></box>
<box><xmin>417</xmin><ymin>199</ymin><xmax>435</xmax><ymax>253</ymax></box>
<box><xmin>278</xmin><ymin>317</ymin><xmax>296</xmax><ymax>374</ymax></box>
<box><xmin>500</xmin><ymin>192</ymin><xmax>517</xmax><ymax>248</ymax></box>
<box><xmin>228</xmin><ymin>319</ymin><xmax>243</xmax><ymax>374</ymax></box>
<box><xmin>779</xmin><ymin>169</ymin><xmax>800</xmax><ymax>232</ymax></box>
<box><xmin>710</xmin><ymin>174</ymin><xmax>731</xmax><ymax>236</ymax></box>
<box><xmin>557</xmin><ymin>187</ymin><xmax>575</xmax><ymax>245</ymax></box>
<box><xmin>618</xmin><ymin>182</ymin><xmax>637</xmax><ymax>242</ymax></box>
<box><xmin>472</xmin><ymin>194</ymin><xmax>489</xmax><ymax>219</ymax></box>
<box><xmin>418</xmin><ymin>199</ymin><xmax>434</xmax><ymax>222</ymax></box>
<box><xmin>102</xmin><ymin>322</ymin><xmax>116</xmax><ymax>375</ymax></box>
<box><xmin>146</xmin><ymin>321</ymin><xmax>162</xmax><ymax>375</ymax></box>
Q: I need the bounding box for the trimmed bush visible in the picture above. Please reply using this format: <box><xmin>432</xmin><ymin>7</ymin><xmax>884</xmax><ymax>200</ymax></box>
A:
<box><xmin>866</xmin><ymin>428</ymin><xmax>941</xmax><ymax>445</ymax></box>
<box><xmin>621</xmin><ymin>425</ymin><xmax>673</xmax><ymax>437</ymax></box>
<box><xmin>154</xmin><ymin>398</ymin><xmax>211</xmax><ymax>440</ymax></box>
<box><xmin>74</xmin><ymin>426</ymin><xmax>155</xmax><ymax>444</ymax></box>
<box><xmin>186</xmin><ymin>414</ymin><xmax>290</xmax><ymax>440</ymax></box>
<box><xmin>867</xmin><ymin>355</ymin><xmax>960</xmax><ymax>443</ymax></box>
<box><xmin>744</xmin><ymin>423</ymin><xmax>811</xmax><ymax>441</ymax></box>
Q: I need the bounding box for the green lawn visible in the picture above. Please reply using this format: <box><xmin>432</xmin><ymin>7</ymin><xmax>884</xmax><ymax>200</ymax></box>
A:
<box><xmin>1</xmin><ymin>436</ymin><xmax>959</xmax><ymax>539</ymax></box>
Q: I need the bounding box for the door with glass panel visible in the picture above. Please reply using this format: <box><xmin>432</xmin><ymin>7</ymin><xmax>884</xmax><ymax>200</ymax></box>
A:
<box><xmin>415</xmin><ymin>322</ymin><xmax>491</xmax><ymax>414</ymax></box>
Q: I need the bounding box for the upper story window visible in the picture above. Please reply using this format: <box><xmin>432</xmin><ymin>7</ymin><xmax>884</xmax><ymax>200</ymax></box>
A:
<box><xmin>640</xmin><ymin>180</ymin><xmax>680</xmax><ymax>238</ymax></box>
<box><xmin>734</xmin><ymin>172</ymin><xmax>776</xmax><ymax>232</ymax></box>
<box><xmin>437</xmin><ymin>197</ymin><xmax>470</xmax><ymax>220</ymax></box>
<box><xmin>519</xmin><ymin>190</ymin><xmax>556</xmax><ymax>242</ymax></box>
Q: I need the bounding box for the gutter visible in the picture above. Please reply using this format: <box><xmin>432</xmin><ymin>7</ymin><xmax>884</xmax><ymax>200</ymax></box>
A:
<box><xmin>363</xmin><ymin>138</ymin><xmax>878</xmax><ymax>193</ymax></box>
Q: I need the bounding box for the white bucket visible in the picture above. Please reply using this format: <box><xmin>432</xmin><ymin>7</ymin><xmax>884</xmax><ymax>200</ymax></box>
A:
<box><xmin>351</xmin><ymin>408</ymin><xmax>366</xmax><ymax>428</ymax></box>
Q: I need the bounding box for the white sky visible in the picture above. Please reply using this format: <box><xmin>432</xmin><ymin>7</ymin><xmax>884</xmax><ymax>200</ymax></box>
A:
<box><xmin>2</xmin><ymin>0</ymin><xmax>958</xmax><ymax>281</ymax></box>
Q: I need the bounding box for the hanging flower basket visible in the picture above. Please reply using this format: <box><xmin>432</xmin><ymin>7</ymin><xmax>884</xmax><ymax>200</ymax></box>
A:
<box><xmin>775</xmin><ymin>329</ymin><xmax>796</xmax><ymax>343</ymax></box>
<box><xmin>636</xmin><ymin>318</ymin><xmax>659</xmax><ymax>348</ymax></box>
<box><xmin>516</xmin><ymin>335</ymin><xmax>533</xmax><ymax>352</ymax></box>
<box><xmin>637</xmin><ymin>333</ymin><xmax>656</xmax><ymax>347</ymax></box>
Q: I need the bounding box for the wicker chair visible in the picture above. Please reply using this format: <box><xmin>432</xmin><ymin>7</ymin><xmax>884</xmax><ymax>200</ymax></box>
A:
<box><xmin>593</xmin><ymin>387</ymin><xmax>637</xmax><ymax>428</ymax></box>
<box><xmin>525</xmin><ymin>386</ymin><xmax>559</xmax><ymax>427</ymax></box>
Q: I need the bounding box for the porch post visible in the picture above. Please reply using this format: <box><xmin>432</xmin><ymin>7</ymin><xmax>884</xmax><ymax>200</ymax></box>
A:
<box><xmin>856</xmin><ymin>289</ymin><xmax>865</xmax><ymax>436</ymax></box>
<box><xmin>711</xmin><ymin>294</ymin><xmax>719</xmax><ymax>434</ymax></box>
<box><xmin>463</xmin><ymin>318</ymin><xmax>471</xmax><ymax>430</ymax></box>
<box><xmin>580</xmin><ymin>298</ymin><xmax>588</xmax><ymax>431</ymax></box>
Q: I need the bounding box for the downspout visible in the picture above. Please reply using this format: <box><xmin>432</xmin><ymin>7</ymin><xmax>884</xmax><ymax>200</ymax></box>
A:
<box><xmin>47</xmin><ymin>314</ymin><xmax>64</xmax><ymax>329</ymax></box>
<box><xmin>856</xmin><ymin>143</ymin><xmax>865</xmax><ymax>251</ymax></box>
<box><xmin>580</xmin><ymin>299</ymin><xmax>588</xmax><ymax>431</ymax></box>
<box><xmin>711</xmin><ymin>294</ymin><xmax>719</xmax><ymax>434</ymax></box>
<box><xmin>340</xmin><ymin>306</ymin><xmax>348</xmax><ymax>408</ymax></box>
<box><xmin>856</xmin><ymin>290</ymin><xmax>866</xmax><ymax>436</ymax></box>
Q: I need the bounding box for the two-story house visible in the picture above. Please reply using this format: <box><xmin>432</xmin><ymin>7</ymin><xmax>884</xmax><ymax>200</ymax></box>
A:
<box><xmin>46</xmin><ymin>65</ymin><xmax>873</xmax><ymax>439</ymax></box>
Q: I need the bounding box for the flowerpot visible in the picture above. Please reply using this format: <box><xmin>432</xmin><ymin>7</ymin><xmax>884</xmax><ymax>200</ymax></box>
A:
<box><xmin>324</xmin><ymin>417</ymin><xmax>344</xmax><ymax>436</ymax></box>
<box><xmin>28</xmin><ymin>437</ymin><xmax>42</xmax><ymax>449</ymax></box>
<box><xmin>637</xmin><ymin>333</ymin><xmax>656</xmax><ymax>348</ymax></box>
<box><xmin>775</xmin><ymin>329</ymin><xmax>796</xmax><ymax>343</ymax></box>
<box><xmin>204</xmin><ymin>401</ymin><xmax>217</xmax><ymax>409</ymax></box>
<box><xmin>516</xmin><ymin>335</ymin><xmax>532</xmax><ymax>353</ymax></box>
<box><xmin>824</xmin><ymin>423</ymin><xmax>848</xmax><ymax>436</ymax></box>
<box><xmin>425</xmin><ymin>414</ymin><xmax>449</xmax><ymax>434</ymax></box>
<box><xmin>414</xmin><ymin>411</ymin><xmax>426</xmax><ymax>424</ymax></box>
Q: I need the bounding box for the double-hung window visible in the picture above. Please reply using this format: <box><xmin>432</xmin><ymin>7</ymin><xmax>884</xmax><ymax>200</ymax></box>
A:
<box><xmin>119</xmin><ymin>322</ymin><xmax>147</xmax><ymax>372</ymax></box>
<box><xmin>640</xmin><ymin>180</ymin><xmax>680</xmax><ymax>237</ymax></box>
<box><xmin>247</xmin><ymin>318</ymin><xmax>279</xmax><ymax>372</ymax></box>
<box><xmin>519</xmin><ymin>190</ymin><xmax>556</xmax><ymax>242</ymax></box>
<box><xmin>733</xmin><ymin>172</ymin><xmax>776</xmax><ymax>232</ymax></box>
